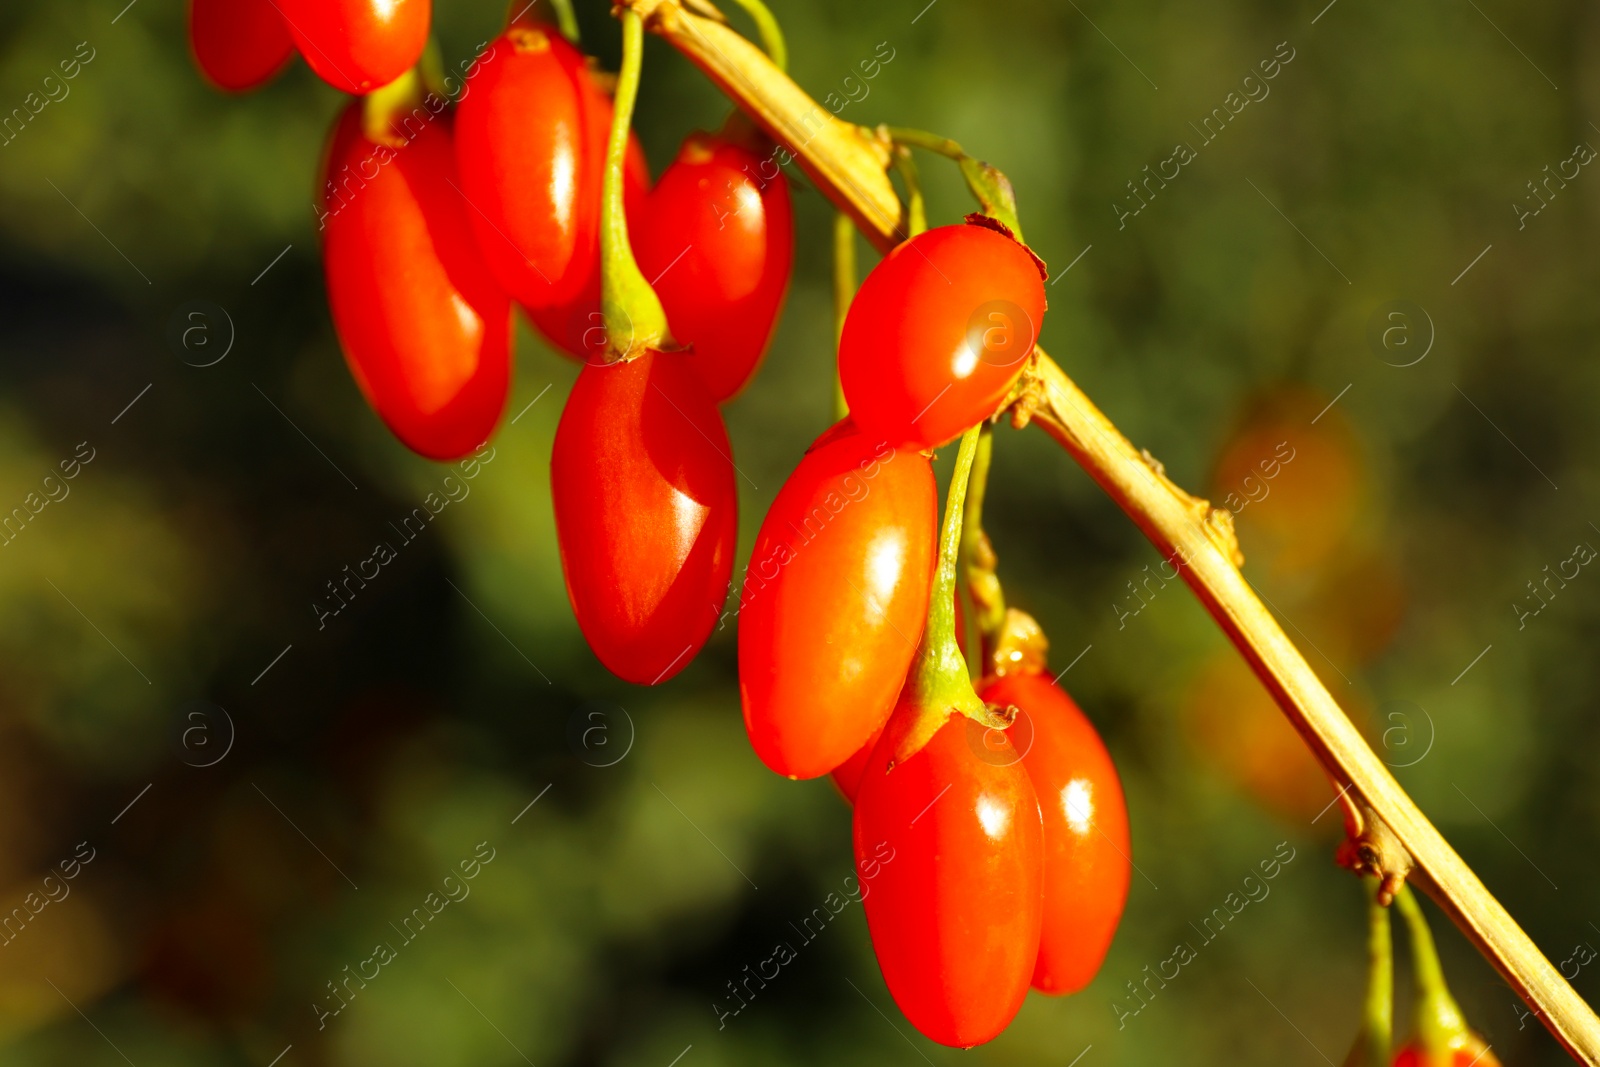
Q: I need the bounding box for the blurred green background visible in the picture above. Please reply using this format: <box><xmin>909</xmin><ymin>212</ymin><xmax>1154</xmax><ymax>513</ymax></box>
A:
<box><xmin>0</xmin><ymin>0</ymin><xmax>1596</xmax><ymax>1063</ymax></box>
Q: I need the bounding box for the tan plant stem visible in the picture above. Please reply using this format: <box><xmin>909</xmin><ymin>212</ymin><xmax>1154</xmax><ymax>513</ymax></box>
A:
<box><xmin>620</xmin><ymin>0</ymin><xmax>1600</xmax><ymax>1059</ymax></box>
<box><xmin>627</xmin><ymin>0</ymin><xmax>903</xmax><ymax>238</ymax></box>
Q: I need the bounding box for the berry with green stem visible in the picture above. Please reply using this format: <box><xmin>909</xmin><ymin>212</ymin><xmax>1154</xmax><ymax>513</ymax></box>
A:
<box><xmin>1391</xmin><ymin>884</ymin><xmax>1501</xmax><ymax>1067</ymax></box>
<box><xmin>549</xmin><ymin>8</ymin><xmax>736</xmax><ymax>684</ymax></box>
<box><xmin>319</xmin><ymin>74</ymin><xmax>511</xmax><ymax>460</ymax></box>
<box><xmin>853</xmin><ymin>425</ymin><xmax>1044</xmax><ymax>1048</ymax></box>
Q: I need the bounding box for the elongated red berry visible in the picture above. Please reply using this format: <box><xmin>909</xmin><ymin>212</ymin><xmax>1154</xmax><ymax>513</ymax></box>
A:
<box><xmin>550</xmin><ymin>350</ymin><xmax>737</xmax><ymax>684</ymax></box>
<box><xmin>320</xmin><ymin>105</ymin><xmax>511</xmax><ymax>460</ymax></box>
<box><xmin>980</xmin><ymin>670</ymin><xmax>1130</xmax><ymax>994</ymax></box>
<box><xmin>278</xmin><ymin>0</ymin><xmax>430</xmax><ymax>94</ymax></box>
<box><xmin>854</xmin><ymin>712</ymin><xmax>1043</xmax><ymax>1047</ymax></box>
<box><xmin>454</xmin><ymin>22</ymin><xmax>650</xmax><ymax>358</ymax></box>
<box><xmin>189</xmin><ymin>0</ymin><xmax>294</xmax><ymax>92</ymax></box>
<box><xmin>739</xmin><ymin>418</ymin><xmax>935</xmax><ymax>779</ymax></box>
<box><xmin>635</xmin><ymin>130</ymin><xmax>793</xmax><ymax>401</ymax></box>
<box><xmin>839</xmin><ymin>220</ymin><xmax>1046</xmax><ymax>449</ymax></box>
<box><xmin>833</xmin><ymin>575</ymin><xmax>966</xmax><ymax>803</ymax></box>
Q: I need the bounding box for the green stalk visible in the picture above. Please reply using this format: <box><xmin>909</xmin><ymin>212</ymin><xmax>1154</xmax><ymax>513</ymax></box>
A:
<box><xmin>832</xmin><ymin>212</ymin><xmax>854</xmax><ymax>422</ymax></box>
<box><xmin>891</xmin><ymin>145</ymin><xmax>927</xmax><ymax>238</ymax></box>
<box><xmin>599</xmin><ymin>10</ymin><xmax>671</xmax><ymax>360</ymax></box>
<box><xmin>547</xmin><ymin>0</ymin><xmax>581</xmax><ymax>43</ymax></box>
<box><xmin>722</xmin><ymin>0</ymin><xmax>787</xmax><ymax>71</ymax></box>
<box><xmin>882</xmin><ymin>125</ymin><xmax>1025</xmax><ymax>241</ymax></box>
<box><xmin>883</xmin><ymin>126</ymin><xmax>965</xmax><ymax>159</ymax></box>
<box><xmin>1395</xmin><ymin>885</ymin><xmax>1470</xmax><ymax>1057</ymax></box>
<box><xmin>960</xmin><ymin>422</ymin><xmax>1007</xmax><ymax>668</ymax></box>
<box><xmin>1343</xmin><ymin>877</ymin><xmax>1393</xmax><ymax>1067</ymax></box>
<box><xmin>900</xmin><ymin>426</ymin><xmax>991</xmax><ymax>731</ymax></box>
<box><xmin>362</xmin><ymin>67</ymin><xmax>422</xmax><ymax>144</ymax></box>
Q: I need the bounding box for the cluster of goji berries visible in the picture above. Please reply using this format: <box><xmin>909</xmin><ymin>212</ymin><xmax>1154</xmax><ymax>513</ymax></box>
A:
<box><xmin>742</xmin><ymin>214</ymin><xmax>1131</xmax><ymax>1047</ymax></box>
<box><xmin>191</xmin><ymin>0</ymin><xmax>789</xmax><ymax>462</ymax></box>
<box><xmin>190</xmin><ymin>0</ymin><xmax>1131</xmax><ymax>1048</ymax></box>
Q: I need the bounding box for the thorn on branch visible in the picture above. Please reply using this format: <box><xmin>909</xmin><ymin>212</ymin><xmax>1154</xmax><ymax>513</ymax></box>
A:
<box><xmin>1142</xmin><ymin>438</ymin><xmax>1245</xmax><ymax>568</ymax></box>
<box><xmin>1205</xmin><ymin>505</ymin><xmax>1245</xmax><ymax>568</ymax></box>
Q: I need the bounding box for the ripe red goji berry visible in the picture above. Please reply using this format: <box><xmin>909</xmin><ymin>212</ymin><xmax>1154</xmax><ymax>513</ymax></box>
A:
<box><xmin>635</xmin><ymin>129</ymin><xmax>793</xmax><ymax>401</ymax></box>
<box><xmin>739</xmin><ymin>418</ymin><xmax>934</xmax><ymax>779</ymax></box>
<box><xmin>550</xmin><ymin>350</ymin><xmax>737</xmax><ymax>684</ymax></box>
<box><xmin>829</xmin><ymin>723</ymin><xmax>880</xmax><ymax>803</ymax></box>
<box><xmin>188</xmin><ymin>0</ymin><xmax>294</xmax><ymax>92</ymax></box>
<box><xmin>979</xmin><ymin>670</ymin><xmax>1130</xmax><ymax>994</ymax></box>
<box><xmin>854</xmin><ymin>712</ymin><xmax>1043</xmax><ymax>1046</ymax></box>
<box><xmin>850</xmin><ymin>425</ymin><xmax>1043</xmax><ymax>1048</ymax></box>
<box><xmin>1391</xmin><ymin>1044</ymin><xmax>1501</xmax><ymax>1066</ymax></box>
<box><xmin>278</xmin><ymin>0</ymin><xmax>430</xmax><ymax>95</ymax></box>
<box><xmin>454</xmin><ymin>20</ymin><xmax>650</xmax><ymax>360</ymax></box>
<box><xmin>320</xmin><ymin>105</ymin><xmax>511</xmax><ymax>459</ymax></box>
<box><xmin>839</xmin><ymin>219</ymin><xmax>1046</xmax><ymax>450</ymax></box>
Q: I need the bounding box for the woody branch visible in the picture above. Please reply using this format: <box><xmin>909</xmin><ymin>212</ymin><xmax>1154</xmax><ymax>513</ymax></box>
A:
<box><xmin>616</xmin><ymin>0</ymin><xmax>1600</xmax><ymax>1060</ymax></box>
